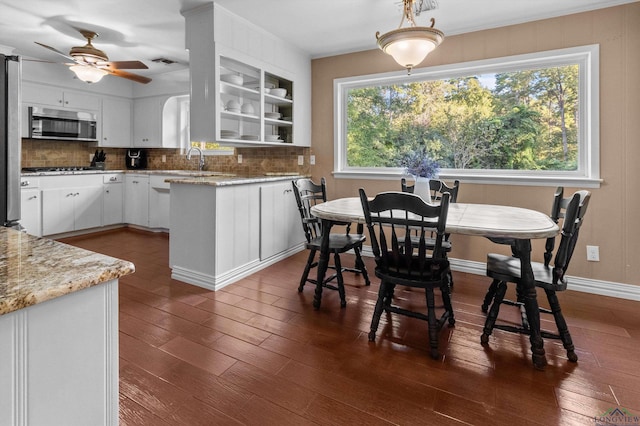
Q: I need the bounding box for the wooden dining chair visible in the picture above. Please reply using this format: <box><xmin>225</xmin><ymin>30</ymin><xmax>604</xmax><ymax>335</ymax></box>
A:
<box><xmin>400</xmin><ymin>177</ymin><xmax>460</xmax><ymax>288</ymax></box>
<box><xmin>292</xmin><ymin>178</ymin><xmax>370</xmax><ymax>307</ymax></box>
<box><xmin>480</xmin><ymin>189</ymin><xmax>591</xmax><ymax>362</ymax></box>
<box><xmin>359</xmin><ymin>189</ymin><xmax>454</xmax><ymax>359</ymax></box>
<box><xmin>481</xmin><ymin>186</ymin><xmax>566</xmax><ymax>312</ymax></box>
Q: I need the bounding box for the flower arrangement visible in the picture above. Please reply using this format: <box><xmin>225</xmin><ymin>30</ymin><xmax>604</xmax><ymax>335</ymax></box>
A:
<box><xmin>400</xmin><ymin>148</ymin><xmax>440</xmax><ymax>178</ymax></box>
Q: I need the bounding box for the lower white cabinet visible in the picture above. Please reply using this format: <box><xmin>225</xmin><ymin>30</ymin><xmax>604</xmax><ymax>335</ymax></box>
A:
<box><xmin>124</xmin><ymin>174</ymin><xmax>149</xmax><ymax>227</ymax></box>
<box><xmin>19</xmin><ymin>178</ymin><xmax>42</xmax><ymax>237</ymax></box>
<box><xmin>0</xmin><ymin>279</ymin><xmax>119</xmax><ymax>425</ymax></box>
<box><xmin>260</xmin><ymin>181</ymin><xmax>305</xmax><ymax>260</ymax></box>
<box><xmin>169</xmin><ymin>178</ymin><xmax>305</xmax><ymax>291</ymax></box>
<box><xmin>42</xmin><ymin>185</ymin><xmax>102</xmax><ymax>235</ymax></box>
<box><xmin>103</xmin><ymin>174</ymin><xmax>124</xmax><ymax>226</ymax></box>
<box><xmin>149</xmin><ymin>175</ymin><xmax>181</xmax><ymax>229</ymax></box>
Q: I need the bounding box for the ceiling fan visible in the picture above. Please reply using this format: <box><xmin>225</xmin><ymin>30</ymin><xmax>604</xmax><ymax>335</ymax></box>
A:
<box><xmin>35</xmin><ymin>29</ymin><xmax>152</xmax><ymax>84</ymax></box>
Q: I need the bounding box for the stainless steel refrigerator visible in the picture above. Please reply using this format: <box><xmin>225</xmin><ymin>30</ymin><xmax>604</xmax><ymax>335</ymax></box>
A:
<box><xmin>1</xmin><ymin>54</ymin><xmax>21</xmax><ymax>227</ymax></box>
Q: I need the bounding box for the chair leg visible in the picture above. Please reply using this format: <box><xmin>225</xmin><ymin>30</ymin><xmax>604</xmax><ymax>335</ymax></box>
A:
<box><xmin>299</xmin><ymin>249</ymin><xmax>316</xmax><ymax>292</ymax></box>
<box><xmin>481</xmin><ymin>279</ymin><xmax>500</xmax><ymax>313</ymax></box>
<box><xmin>481</xmin><ymin>281</ymin><xmax>508</xmax><ymax>344</ymax></box>
<box><xmin>425</xmin><ymin>288</ymin><xmax>440</xmax><ymax>359</ymax></box>
<box><xmin>353</xmin><ymin>246</ymin><xmax>371</xmax><ymax>286</ymax></box>
<box><xmin>369</xmin><ymin>280</ymin><xmax>388</xmax><ymax>341</ymax></box>
<box><xmin>440</xmin><ymin>280</ymin><xmax>455</xmax><ymax>327</ymax></box>
<box><xmin>545</xmin><ymin>288</ymin><xmax>578</xmax><ymax>362</ymax></box>
<box><xmin>447</xmin><ymin>268</ymin><xmax>454</xmax><ymax>289</ymax></box>
<box><xmin>333</xmin><ymin>253</ymin><xmax>347</xmax><ymax>308</ymax></box>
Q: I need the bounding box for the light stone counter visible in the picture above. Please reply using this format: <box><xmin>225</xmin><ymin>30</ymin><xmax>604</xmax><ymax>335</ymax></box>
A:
<box><xmin>0</xmin><ymin>227</ymin><xmax>135</xmax><ymax>315</ymax></box>
<box><xmin>165</xmin><ymin>173</ymin><xmax>306</xmax><ymax>186</ymax></box>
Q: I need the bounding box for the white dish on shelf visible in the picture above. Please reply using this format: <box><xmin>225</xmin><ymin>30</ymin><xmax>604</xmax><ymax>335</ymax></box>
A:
<box><xmin>281</xmin><ymin>116</ymin><xmax>292</xmax><ymax>121</ymax></box>
<box><xmin>221</xmin><ymin>130</ymin><xmax>239</xmax><ymax>138</ymax></box>
<box><xmin>270</xmin><ymin>88</ymin><xmax>287</xmax><ymax>98</ymax></box>
<box><xmin>241</xmin><ymin>103</ymin><xmax>255</xmax><ymax>114</ymax></box>
<box><xmin>221</xmin><ymin>74</ymin><xmax>243</xmax><ymax>85</ymax></box>
<box><xmin>240</xmin><ymin>134</ymin><xmax>259</xmax><ymax>141</ymax></box>
<box><xmin>265</xmin><ymin>135</ymin><xmax>282</xmax><ymax>142</ymax></box>
<box><xmin>264</xmin><ymin>112</ymin><xmax>281</xmax><ymax>119</ymax></box>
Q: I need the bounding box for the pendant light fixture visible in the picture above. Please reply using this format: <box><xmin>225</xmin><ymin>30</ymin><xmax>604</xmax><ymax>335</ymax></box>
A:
<box><xmin>376</xmin><ymin>0</ymin><xmax>444</xmax><ymax>74</ymax></box>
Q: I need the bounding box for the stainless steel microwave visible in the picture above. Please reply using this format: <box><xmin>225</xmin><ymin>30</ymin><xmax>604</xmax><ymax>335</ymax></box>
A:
<box><xmin>28</xmin><ymin>106</ymin><xmax>98</xmax><ymax>141</ymax></box>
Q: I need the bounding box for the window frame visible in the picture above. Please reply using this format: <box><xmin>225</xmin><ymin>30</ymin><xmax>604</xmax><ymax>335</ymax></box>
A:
<box><xmin>333</xmin><ymin>44</ymin><xmax>601</xmax><ymax>187</ymax></box>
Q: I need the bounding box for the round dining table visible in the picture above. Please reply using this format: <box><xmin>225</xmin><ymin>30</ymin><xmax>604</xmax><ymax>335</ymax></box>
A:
<box><xmin>311</xmin><ymin>197</ymin><xmax>559</xmax><ymax>369</ymax></box>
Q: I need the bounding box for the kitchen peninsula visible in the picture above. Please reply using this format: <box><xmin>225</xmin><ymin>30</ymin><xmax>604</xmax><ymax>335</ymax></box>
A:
<box><xmin>0</xmin><ymin>227</ymin><xmax>134</xmax><ymax>425</ymax></box>
<box><xmin>168</xmin><ymin>174</ymin><xmax>305</xmax><ymax>291</ymax></box>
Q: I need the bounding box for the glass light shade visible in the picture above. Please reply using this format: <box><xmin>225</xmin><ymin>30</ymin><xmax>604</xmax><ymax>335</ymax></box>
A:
<box><xmin>377</xmin><ymin>26</ymin><xmax>444</xmax><ymax>71</ymax></box>
<box><xmin>69</xmin><ymin>65</ymin><xmax>108</xmax><ymax>83</ymax></box>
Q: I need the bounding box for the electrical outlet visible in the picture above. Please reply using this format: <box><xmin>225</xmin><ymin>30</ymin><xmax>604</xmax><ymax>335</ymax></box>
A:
<box><xmin>161</xmin><ymin>155</ymin><xmax>166</xmax><ymax>163</ymax></box>
<box><xmin>310</xmin><ymin>155</ymin><xmax>316</xmax><ymax>165</ymax></box>
<box><xmin>237</xmin><ymin>154</ymin><xmax>243</xmax><ymax>164</ymax></box>
<box><xmin>586</xmin><ymin>245</ymin><xmax>600</xmax><ymax>262</ymax></box>
<box><xmin>298</xmin><ymin>155</ymin><xmax>304</xmax><ymax>166</ymax></box>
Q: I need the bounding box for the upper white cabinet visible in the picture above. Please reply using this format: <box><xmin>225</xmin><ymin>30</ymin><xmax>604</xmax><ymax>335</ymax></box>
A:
<box><xmin>133</xmin><ymin>97</ymin><xmax>162</xmax><ymax>147</ymax></box>
<box><xmin>133</xmin><ymin>95</ymin><xmax>184</xmax><ymax>148</ymax></box>
<box><xmin>101</xmin><ymin>97</ymin><xmax>132</xmax><ymax>148</ymax></box>
<box><xmin>22</xmin><ymin>83</ymin><xmax>100</xmax><ymax>111</ymax></box>
<box><xmin>183</xmin><ymin>3</ymin><xmax>311</xmax><ymax>147</ymax></box>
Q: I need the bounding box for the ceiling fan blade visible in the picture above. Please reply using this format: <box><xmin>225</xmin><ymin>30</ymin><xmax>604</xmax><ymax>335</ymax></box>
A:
<box><xmin>105</xmin><ymin>68</ymin><xmax>152</xmax><ymax>84</ymax></box>
<box><xmin>102</xmin><ymin>60</ymin><xmax>149</xmax><ymax>70</ymax></box>
<box><xmin>34</xmin><ymin>42</ymin><xmax>76</xmax><ymax>62</ymax></box>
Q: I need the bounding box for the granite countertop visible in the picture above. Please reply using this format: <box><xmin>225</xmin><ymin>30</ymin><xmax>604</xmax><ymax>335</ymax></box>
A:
<box><xmin>0</xmin><ymin>228</ymin><xmax>135</xmax><ymax>316</ymax></box>
<box><xmin>165</xmin><ymin>173</ymin><xmax>306</xmax><ymax>186</ymax></box>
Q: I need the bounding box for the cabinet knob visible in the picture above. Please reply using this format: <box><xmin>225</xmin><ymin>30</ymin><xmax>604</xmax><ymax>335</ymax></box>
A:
<box><xmin>106</xmin><ymin>190</ymin><xmax>110</xmax><ymax>194</ymax></box>
<box><xmin>132</xmin><ymin>180</ymin><xmax>138</xmax><ymax>184</ymax></box>
<box><xmin>21</xmin><ymin>181</ymin><xmax>29</xmax><ymax>187</ymax></box>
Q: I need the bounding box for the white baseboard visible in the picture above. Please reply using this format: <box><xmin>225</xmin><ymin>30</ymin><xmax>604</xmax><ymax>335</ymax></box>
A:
<box><xmin>358</xmin><ymin>246</ymin><xmax>640</xmax><ymax>301</ymax></box>
<box><xmin>172</xmin><ymin>244</ymin><xmax>305</xmax><ymax>291</ymax></box>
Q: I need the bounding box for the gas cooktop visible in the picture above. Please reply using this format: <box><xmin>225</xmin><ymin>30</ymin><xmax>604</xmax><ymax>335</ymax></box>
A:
<box><xmin>22</xmin><ymin>166</ymin><xmax>101</xmax><ymax>172</ymax></box>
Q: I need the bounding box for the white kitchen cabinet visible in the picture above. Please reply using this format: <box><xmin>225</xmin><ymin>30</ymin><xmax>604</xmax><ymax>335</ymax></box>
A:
<box><xmin>133</xmin><ymin>97</ymin><xmax>162</xmax><ymax>147</ymax></box>
<box><xmin>101</xmin><ymin>97</ymin><xmax>132</xmax><ymax>147</ymax></box>
<box><xmin>149</xmin><ymin>175</ymin><xmax>182</xmax><ymax>229</ymax></box>
<box><xmin>22</xmin><ymin>82</ymin><xmax>100</xmax><ymax>111</ymax></box>
<box><xmin>183</xmin><ymin>4</ymin><xmax>311</xmax><ymax>147</ymax></box>
<box><xmin>0</xmin><ymin>278</ymin><xmax>119</xmax><ymax>425</ymax></box>
<box><xmin>103</xmin><ymin>174</ymin><xmax>124</xmax><ymax>226</ymax></box>
<box><xmin>169</xmin><ymin>182</ymin><xmax>261</xmax><ymax>290</ymax></box>
<box><xmin>124</xmin><ymin>174</ymin><xmax>149</xmax><ymax>227</ymax></box>
<box><xmin>19</xmin><ymin>178</ymin><xmax>42</xmax><ymax>237</ymax></box>
<box><xmin>42</xmin><ymin>185</ymin><xmax>102</xmax><ymax>235</ymax></box>
<box><xmin>259</xmin><ymin>181</ymin><xmax>305</xmax><ymax>260</ymax></box>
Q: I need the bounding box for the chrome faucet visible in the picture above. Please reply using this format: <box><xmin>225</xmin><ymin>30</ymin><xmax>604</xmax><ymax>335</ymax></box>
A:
<box><xmin>186</xmin><ymin>146</ymin><xmax>205</xmax><ymax>171</ymax></box>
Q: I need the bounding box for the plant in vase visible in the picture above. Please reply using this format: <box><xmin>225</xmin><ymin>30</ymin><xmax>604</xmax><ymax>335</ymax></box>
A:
<box><xmin>400</xmin><ymin>148</ymin><xmax>440</xmax><ymax>203</ymax></box>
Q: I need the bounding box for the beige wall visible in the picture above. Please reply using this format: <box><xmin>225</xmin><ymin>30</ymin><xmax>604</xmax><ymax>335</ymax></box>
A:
<box><xmin>310</xmin><ymin>4</ymin><xmax>640</xmax><ymax>287</ymax></box>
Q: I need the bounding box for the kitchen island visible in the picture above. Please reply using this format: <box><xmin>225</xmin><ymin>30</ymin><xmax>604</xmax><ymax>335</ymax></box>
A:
<box><xmin>0</xmin><ymin>227</ymin><xmax>134</xmax><ymax>426</ymax></box>
<box><xmin>167</xmin><ymin>174</ymin><xmax>306</xmax><ymax>291</ymax></box>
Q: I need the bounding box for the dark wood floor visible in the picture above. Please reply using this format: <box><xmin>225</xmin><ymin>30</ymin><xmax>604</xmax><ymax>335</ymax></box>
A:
<box><xmin>60</xmin><ymin>229</ymin><xmax>640</xmax><ymax>425</ymax></box>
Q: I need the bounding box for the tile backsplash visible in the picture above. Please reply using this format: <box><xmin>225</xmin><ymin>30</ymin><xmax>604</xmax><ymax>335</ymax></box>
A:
<box><xmin>21</xmin><ymin>139</ymin><xmax>311</xmax><ymax>176</ymax></box>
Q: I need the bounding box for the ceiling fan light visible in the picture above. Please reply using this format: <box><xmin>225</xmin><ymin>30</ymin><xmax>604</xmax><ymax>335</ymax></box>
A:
<box><xmin>69</xmin><ymin>65</ymin><xmax>108</xmax><ymax>83</ymax></box>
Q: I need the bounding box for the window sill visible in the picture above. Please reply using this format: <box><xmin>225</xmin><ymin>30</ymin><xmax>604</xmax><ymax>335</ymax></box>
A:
<box><xmin>332</xmin><ymin>170</ymin><xmax>602</xmax><ymax>188</ymax></box>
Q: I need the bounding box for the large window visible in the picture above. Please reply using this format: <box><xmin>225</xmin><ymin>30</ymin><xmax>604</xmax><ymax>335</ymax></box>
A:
<box><xmin>333</xmin><ymin>45</ymin><xmax>600</xmax><ymax>187</ymax></box>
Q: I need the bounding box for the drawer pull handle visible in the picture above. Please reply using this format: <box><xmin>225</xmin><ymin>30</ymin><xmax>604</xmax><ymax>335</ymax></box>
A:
<box><xmin>21</xmin><ymin>181</ymin><xmax>29</xmax><ymax>187</ymax></box>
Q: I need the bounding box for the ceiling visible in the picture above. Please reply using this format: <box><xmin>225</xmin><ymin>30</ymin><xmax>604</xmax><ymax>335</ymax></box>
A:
<box><xmin>0</xmin><ymin>0</ymin><xmax>636</xmax><ymax>80</ymax></box>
